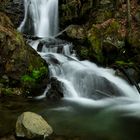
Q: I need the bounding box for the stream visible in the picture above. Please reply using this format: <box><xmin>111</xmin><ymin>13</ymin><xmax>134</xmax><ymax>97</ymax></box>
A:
<box><xmin>1</xmin><ymin>0</ymin><xmax>140</xmax><ymax>140</ymax></box>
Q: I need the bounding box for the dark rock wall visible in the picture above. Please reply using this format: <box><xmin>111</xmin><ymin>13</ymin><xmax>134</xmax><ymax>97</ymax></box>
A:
<box><xmin>0</xmin><ymin>0</ymin><xmax>24</xmax><ymax>28</ymax></box>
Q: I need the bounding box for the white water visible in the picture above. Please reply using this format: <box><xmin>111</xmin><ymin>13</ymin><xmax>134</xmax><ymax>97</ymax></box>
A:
<box><xmin>18</xmin><ymin>0</ymin><xmax>59</xmax><ymax>37</ymax></box>
<box><xmin>29</xmin><ymin>39</ymin><xmax>139</xmax><ymax>102</ymax></box>
<box><xmin>20</xmin><ymin>0</ymin><xmax>140</xmax><ymax>104</ymax></box>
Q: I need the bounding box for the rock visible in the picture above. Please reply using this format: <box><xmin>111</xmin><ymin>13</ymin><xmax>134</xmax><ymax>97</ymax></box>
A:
<box><xmin>59</xmin><ymin>0</ymin><xmax>93</xmax><ymax>27</ymax></box>
<box><xmin>65</xmin><ymin>25</ymin><xmax>86</xmax><ymax>40</ymax></box>
<box><xmin>0</xmin><ymin>0</ymin><xmax>24</xmax><ymax>27</ymax></box>
<box><xmin>47</xmin><ymin>77</ymin><xmax>64</xmax><ymax>100</ymax></box>
<box><xmin>0</xmin><ymin>12</ymin><xmax>48</xmax><ymax>96</ymax></box>
<box><xmin>16</xmin><ymin>112</ymin><xmax>53</xmax><ymax>139</ymax></box>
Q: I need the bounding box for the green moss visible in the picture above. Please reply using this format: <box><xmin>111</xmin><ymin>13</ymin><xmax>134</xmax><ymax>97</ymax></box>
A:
<box><xmin>32</xmin><ymin>66</ymin><xmax>48</xmax><ymax>80</ymax></box>
<box><xmin>1</xmin><ymin>88</ymin><xmax>14</xmax><ymax>95</ymax></box>
<box><xmin>15</xmin><ymin>32</ymin><xmax>23</xmax><ymax>45</ymax></box>
<box><xmin>80</xmin><ymin>48</ymin><xmax>89</xmax><ymax>58</ymax></box>
<box><xmin>96</xmin><ymin>10</ymin><xmax>113</xmax><ymax>23</ymax></box>
<box><xmin>21</xmin><ymin>66</ymin><xmax>48</xmax><ymax>90</ymax></box>
<box><xmin>21</xmin><ymin>74</ymin><xmax>35</xmax><ymax>87</ymax></box>
<box><xmin>115</xmin><ymin>61</ymin><xmax>134</xmax><ymax>67</ymax></box>
<box><xmin>0</xmin><ymin>87</ymin><xmax>22</xmax><ymax>96</ymax></box>
<box><xmin>21</xmin><ymin>75</ymin><xmax>35</xmax><ymax>83</ymax></box>
<box><xmin>104</xmin><ymin>20</ymin><xmax>120</xmax><ymax>37</ymax></box>
<box><xmin>87</xmin><ymin>25</ymin><xmax>104</xmax><ymax>63</ymax></box>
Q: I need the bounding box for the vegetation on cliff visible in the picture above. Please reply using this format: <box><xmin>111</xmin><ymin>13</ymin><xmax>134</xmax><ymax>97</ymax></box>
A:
<box><xmin>59</xmin><ymin>0</ymin><xmax>140</xmax><ymax>83</ymax></box>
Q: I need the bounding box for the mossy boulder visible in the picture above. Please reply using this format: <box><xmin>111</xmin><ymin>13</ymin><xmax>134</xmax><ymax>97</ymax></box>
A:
<box><xmin>0</xmin><ymin>12</ymin><xmax>48</xmax><ymax>96</ymax></box>
<box><xmin>62</xmin><ymin>19</ymin><xmax>123</xmax><ymax>65</ymax></box>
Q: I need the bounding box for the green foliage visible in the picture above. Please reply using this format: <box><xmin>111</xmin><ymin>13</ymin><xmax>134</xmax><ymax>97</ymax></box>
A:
<box><xmin>21</xmin><ymin>75</ymin><xmax>35</xmax><ymax>83</ymax></box>
<box><xmin>87</xmin><ymin>26</ymin><xmax>104</xmax><ymax>63</ymax></box>
<box><xmin>96</xmin><ymin>10</ymin><xmax>112</xmax><ymax>24</ymax></box>
<box><xmin>32</xmin><ymin>67</ymin><xmax>48</xmax><ymax>80</ymax></box>
<box><xmin>21</xmin><ymin>66</ymin><xmax>48</xmax><ymax>89</ymax></box>
<box><xmin>2</xmin><ymin>88</ymin><xmax>13</xmax><ymax>95</ymax></box>
<box><xmin>104</xmin><ymin>20</ymin><xmax>120</xmax><ymax>37</ymax></box>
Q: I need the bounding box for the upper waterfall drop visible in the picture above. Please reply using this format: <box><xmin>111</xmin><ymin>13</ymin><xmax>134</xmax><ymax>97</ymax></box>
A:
<box><xmin>18</xmin><ymin>0</ymin><xmax>59</xmax><ymax>37</ymax></box>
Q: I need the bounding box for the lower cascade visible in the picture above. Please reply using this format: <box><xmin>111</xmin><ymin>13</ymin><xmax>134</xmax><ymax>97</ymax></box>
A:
<box><xmin>31</xmin><ymin>39</ymin><xmax>139</xmax><ymax>101</ymax></box>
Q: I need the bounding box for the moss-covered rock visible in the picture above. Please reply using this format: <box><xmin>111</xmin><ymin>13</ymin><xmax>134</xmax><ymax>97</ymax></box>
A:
<box><xmin>63</xmin><ymin>19</ymin><xmax>123</xmax><ymax>65</ymax></box>
<box><xmin>95</xmin><ymin>10</ymin><xmax>113</xmax><ymax>24</ymax></box>
<box><xmin>0</xmin><ymin>12</ymin><xmax>48</xmax><ymax>96</ymax></box>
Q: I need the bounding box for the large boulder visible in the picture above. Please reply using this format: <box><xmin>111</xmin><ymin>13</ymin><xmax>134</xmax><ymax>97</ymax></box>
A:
<box><xmin>0</xmin><ymin>12</ymin><xmax>48</xmax><ymax>96</ymax></box>
<box><xmin>16</xmin><ymin>112</ymin><xmax>53</xmax><ymax>139</ymax></box>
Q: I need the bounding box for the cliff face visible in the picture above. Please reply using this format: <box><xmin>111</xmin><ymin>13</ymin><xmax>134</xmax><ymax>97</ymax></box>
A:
<box><xmin>59</xmin><ymin>0</ymin><xmax>140</xmax><ymax>83</ymax></box>
<box><xmin>59</xmin><ymin>0</ymin><xmax>94</xmax><ymax>28</ymax></box>
<box><xmin>0</xmin><ymin>0</ymin><xmax>24</xmax><ymax>28</ymax></box>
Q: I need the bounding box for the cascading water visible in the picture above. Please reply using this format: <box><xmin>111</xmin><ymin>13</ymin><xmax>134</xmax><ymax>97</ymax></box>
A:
<box><xmin>19</xmin><ymin>0</ymin><xmax>139</xmax><ymax>101</ymax></box>
<box><xmin>14</xmin><ymin>1</ymin><xmax>140</xmax><ymax>139</ymax></box>
<box><xmin>18</xmin><ymin>0</ymin><xmax>58</xmax><ymax>37</ymax></box>
<box><xmin>29</xmin><ymin>38</ymin><xmax>139</xmax><ymax>102</ymax></box>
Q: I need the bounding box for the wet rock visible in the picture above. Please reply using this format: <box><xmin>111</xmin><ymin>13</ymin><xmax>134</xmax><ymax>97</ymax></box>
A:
<box><xmin>64</xmin><ymin>25</ymin><xmax>86</xmax><ymax>40</ymax></box>
<box><xmin>47</xmin><ymin>77</ymin><xmax>64</xmax><ymax>100</ymax></box>
<box><xmin>16</xmin><ymin>112</ymin><xmax>53</xmax><ymax>139</ymax></box>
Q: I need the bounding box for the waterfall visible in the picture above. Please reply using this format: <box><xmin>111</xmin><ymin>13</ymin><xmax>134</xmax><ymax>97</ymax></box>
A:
<box><xmin>29</xmin><ymin>39</ymin><xmax>139</xmax><ymax>100</ymax></box>
<box><xmin>19</xmin><ymin>0</ymin><xmax>139</xmax><ymax>101</ymax></box>
<box><xmin>16</xmin><ymin>2</ymin><xmax>140</xmax><ymax>139</ymax></box>
<box><xmin>18</xmin><ymin>0</ymin><xmax>59</xmax><ymax>37</ymax></box>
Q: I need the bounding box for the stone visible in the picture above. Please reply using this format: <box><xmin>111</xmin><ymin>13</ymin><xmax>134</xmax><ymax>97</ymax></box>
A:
<box><xmin>47</xmin><ymin>77</ymin><xmax>64</xmax><ymax>100</ymax></box>
<box><xmin>16</xmin><ymin>112</ymin><xmax>53</xmax><ymax>139</ymax></box>
<box><xmin>0</xmin><ymin>12</ymin><xmax>48</xmax><ymax>96</ymax></box>
<box><xmin>0</xmin><ymin>0</ymin><xmax>24</xmax><ymax>27</ymax></box>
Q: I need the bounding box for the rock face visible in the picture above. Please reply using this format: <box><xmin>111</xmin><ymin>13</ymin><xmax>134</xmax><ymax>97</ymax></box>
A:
<box><xmin>59</xmin><ymin>0</ymin><xmax>94</xmax><ymax>27</ymax></box>
<box><xmin>16</xmin><ymin>112</ymin><xmax>53</xmax><ymax>139</ymax></box>
<box><xmin>59</xmin><ymin>0</ymin><xmax>140</xmax><ymax>83</ymax></box>
<box><xmin>0</xmin><ymin>12</ymin><xmax>48</xmax><ymax>96</ymax></box>
<box><xmin>47</xmin><ymin>77</ymin><xmax>64</xmax><ymax>100</ymax></box>
<box><xmin>0</xmin><ymin>0</ymin><xmax>24</xmax><ymax>28</ymax></box>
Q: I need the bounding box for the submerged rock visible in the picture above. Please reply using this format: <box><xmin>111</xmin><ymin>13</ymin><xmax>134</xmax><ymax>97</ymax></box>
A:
<box><xmin>16</xmin><ymin>112</ymin><xmax>53</xmax><ymax>139</ymax></box>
